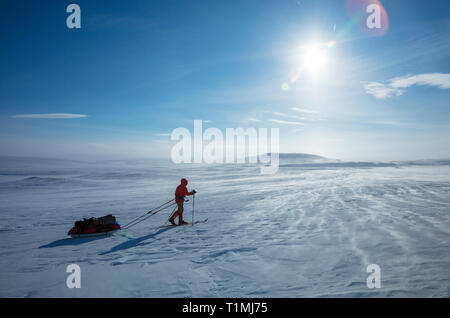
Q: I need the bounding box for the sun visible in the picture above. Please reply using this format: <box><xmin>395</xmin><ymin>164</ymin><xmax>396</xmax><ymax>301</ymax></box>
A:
<box><xmin>299</xmin><ymin>44</ymin><xmax>328</xmax><ymax>76</ymax></box>
<box><xmin>287</xmin><ymin>41</ymin><xmax>335</xmax><ymax>87</ymax></box>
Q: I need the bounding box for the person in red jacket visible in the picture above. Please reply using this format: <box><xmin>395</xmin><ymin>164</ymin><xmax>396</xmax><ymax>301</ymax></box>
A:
<box><xmin>169</xmin><ymin>178</ymin><xmax>196</xmax><ymax>225</ymax></box>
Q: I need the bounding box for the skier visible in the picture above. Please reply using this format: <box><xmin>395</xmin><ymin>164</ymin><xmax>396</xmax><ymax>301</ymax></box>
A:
<box><xmin>169</xmin><ymin>178</ymin><xmax>196</xmax><ymax>225</ymax></box>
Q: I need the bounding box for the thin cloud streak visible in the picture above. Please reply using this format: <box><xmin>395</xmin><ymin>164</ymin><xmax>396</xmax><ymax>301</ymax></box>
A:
<box><xmin>291</xmin><ymin>107</ymin><xmax>319</xmax><ymax>114</ymax></box>
<box><xmin>269</xmin><ymin>119</ymin><xmax>305</xmax><ymax>125</ymax></box>
<box><xmin>12</xmin><ymin>113</ymin><xmax>89</xmax><ymax>119</ymax></box>
<box><xmin>264</xmin><ymin>110</ymin><xmax>309</xmax><ymax>121</ymax></box>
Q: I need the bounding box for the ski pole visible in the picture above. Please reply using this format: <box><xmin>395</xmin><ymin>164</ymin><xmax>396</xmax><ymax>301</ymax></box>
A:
<box><xmin>192</xmin><ymin>194</ymin><xmax>195</xmax><ymax>225</ymax></box>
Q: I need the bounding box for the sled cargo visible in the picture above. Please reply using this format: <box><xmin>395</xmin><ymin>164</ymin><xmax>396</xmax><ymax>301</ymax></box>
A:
<box><xmin>68</xmin><ymin>214</ymin><xmax>120</xmax><ymax>238</ymax></box>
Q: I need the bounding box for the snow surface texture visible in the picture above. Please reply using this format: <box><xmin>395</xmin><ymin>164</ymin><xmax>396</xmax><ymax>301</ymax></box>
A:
<box><xmin>0</xmin><ymin>155</ymin><xmax>449</xmax><ymax>297</ymax></box>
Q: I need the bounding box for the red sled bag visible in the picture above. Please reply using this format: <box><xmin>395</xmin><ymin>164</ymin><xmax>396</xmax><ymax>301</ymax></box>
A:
<box><xmin>68</xmin><ymin>215</ymin><xmax>120</xmax><ymax>236</ymax></box>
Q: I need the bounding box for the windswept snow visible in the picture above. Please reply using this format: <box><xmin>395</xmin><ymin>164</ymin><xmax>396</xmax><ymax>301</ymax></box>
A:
<box><xmin>0</xmin><ymin>155</ymin><xmax>449</xmax><ymax>297</ymax></box>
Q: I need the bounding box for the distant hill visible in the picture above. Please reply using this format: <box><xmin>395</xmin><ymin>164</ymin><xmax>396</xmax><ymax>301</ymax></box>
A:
<box><xmin>265</xmin><ymin>153</ymin><xmax>337</xmax><ymax>163</ymax></box>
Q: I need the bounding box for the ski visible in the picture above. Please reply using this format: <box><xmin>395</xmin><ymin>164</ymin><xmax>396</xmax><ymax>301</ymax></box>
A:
<box><xmin>154</xmin><ymin>218</ymin><xmax>208</xmax><ymax>229</ymax></box>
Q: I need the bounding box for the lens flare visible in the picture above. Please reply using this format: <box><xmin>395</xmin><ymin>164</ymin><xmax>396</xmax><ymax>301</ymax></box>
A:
<box><xmin>281</xmin><ymin>83</ymin><xmax>290</xmax><ymax>91</ymax></box>
<box><xmin>290</xmin><ymin>72</ymin><xmax>300</xmax><ymax>83</ymax></box>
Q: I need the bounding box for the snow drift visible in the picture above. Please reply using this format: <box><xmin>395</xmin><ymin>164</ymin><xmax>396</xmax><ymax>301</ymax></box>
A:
<box><xmin>0</xmin><ymin>155</ymin><xmax>449</xmax><ymax>297</ymax></box>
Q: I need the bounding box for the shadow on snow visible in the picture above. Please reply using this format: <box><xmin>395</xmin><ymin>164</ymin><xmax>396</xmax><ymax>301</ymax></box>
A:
<box><xmin>38</xmin><ymin>236</ymin><xmax>108</xmax><ymax>248</ymax></box>
<box><xmin>100</xmin><ymin>227</ymin><xmax>174</xmax><ymax>255</ymax></box>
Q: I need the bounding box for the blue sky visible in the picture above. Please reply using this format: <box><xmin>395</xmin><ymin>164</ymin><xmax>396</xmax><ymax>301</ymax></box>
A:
<box><xmin>0</xmin><ymin>0</ymin><xmax>449</xmax><ymax>161</ymax></box>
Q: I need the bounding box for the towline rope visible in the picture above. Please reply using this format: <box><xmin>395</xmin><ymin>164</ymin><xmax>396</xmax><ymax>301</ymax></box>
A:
<box><xmin>121</xmin><ymin>199</ymin><xmax>178</xmax><ymax>230</ymax></box>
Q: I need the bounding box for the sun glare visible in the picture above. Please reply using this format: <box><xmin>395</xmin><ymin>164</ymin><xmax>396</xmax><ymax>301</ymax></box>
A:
<box><xmin>300</xmin><ymin>44</ymin><xmax>328</xmax><ymax>75</ymax></box>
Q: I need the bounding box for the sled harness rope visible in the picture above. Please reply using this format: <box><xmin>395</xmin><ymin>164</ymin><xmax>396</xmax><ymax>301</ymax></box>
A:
<box><xmin>121</xmin><ymin>199</ymin><xmax>184</xmax><ymax>230</ymax></box>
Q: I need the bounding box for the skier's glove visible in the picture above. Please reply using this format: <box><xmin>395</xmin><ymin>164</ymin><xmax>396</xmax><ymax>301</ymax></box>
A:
<box><xmin>192</xmin><ymin>190</ymin><xmax>197</xmax><ymax>194</ymax></box>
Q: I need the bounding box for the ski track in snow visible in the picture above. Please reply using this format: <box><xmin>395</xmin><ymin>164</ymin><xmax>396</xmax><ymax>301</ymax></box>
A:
<box><xmin>0</xmin><ymin>157</ymin><xmax>449</xmax><ymax>297</ymax></box>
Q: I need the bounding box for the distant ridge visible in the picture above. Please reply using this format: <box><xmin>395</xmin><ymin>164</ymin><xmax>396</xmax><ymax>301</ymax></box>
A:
<box><xmin>268</xmin><ymin>153</ymin><xmax>331</xmax><ymax>160</ymax></box>
<box><xmin>263</xmin><ymin>152</ymin><xmax>337</xmax><ymax>163</ymax></box>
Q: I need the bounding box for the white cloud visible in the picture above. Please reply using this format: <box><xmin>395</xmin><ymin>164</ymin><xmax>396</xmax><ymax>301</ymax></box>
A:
<box><xmin>247</xmin><ymin>118</ymin><xmax>262</xmax><ymax>122</ymax></box>
<box><xmin>11</xmin><ymin>113</ymin><xmax>88</xmax><ymax>119</ymax></box>
<box><xmin>390</xmin><ymin>73</ymin><xmax>450</xmax><ymax>89</ymax></box>
<box><xmin>155</xmin><ymin>133</ymin><xmax>171</xmax><ymax>137</ymax></box>
<box><xmin>364</xmin><ymin>73</ymin><xmax>450</xmax><ymax>99</ymax></box>
<box><xmin>265</xmin><ymin>110</ymin><xmax>309</xmax><ymax>121</ymax></box>
<box><xmin>272</xmin><ymin>111</ymin><xmax>288</xmax><ymax>117</ymax></box>
<box><xmin>370</xmin><ymin>120</ymin><xmax>410</xmax><ymax>127</ymax></box>
<box><xmin>263</xmin><ymin>110</ymin><xmax>288</xmax><ymax>117</ymax></box>
<box><xmin>291</xmin><ymin>107</ymin><xmax>319</xmax><ymax>114</ymax></box>
<box><xmin>364</xmin><ymin>82</ymin><xmax>404</xmax><ymax>99</ymax></box>
<box><xmin>269</xmin><ymin>119</ymin><xmax>305</xmax><ymax>125</ymax></box>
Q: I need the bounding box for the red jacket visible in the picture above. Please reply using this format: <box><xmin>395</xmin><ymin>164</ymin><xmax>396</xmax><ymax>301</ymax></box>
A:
<box><xmin>175</xmin><ymin>183</ymin><xmax>194</xmax><ymax>203</ymax></box>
